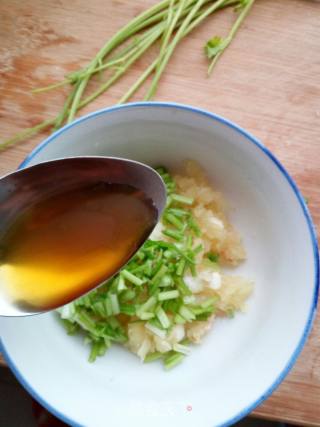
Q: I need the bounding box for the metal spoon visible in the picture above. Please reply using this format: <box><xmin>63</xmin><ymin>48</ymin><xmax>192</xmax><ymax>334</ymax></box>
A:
<box><xmin>0</xmin><ymin>157</ymin><xmax>166</xmax><ymax>317</ymax></box>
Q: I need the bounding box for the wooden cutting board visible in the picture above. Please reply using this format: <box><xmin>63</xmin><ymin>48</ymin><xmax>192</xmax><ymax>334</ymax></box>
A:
<box><xmin>0</xmin><ymin>0</ymin><xmax>319</xmax><ymax>425</ymax></box>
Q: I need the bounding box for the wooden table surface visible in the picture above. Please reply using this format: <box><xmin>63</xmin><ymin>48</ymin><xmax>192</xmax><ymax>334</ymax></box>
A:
<box><xmin>0</xmin><ymin>0</ymin><xmax>319</xmax><ymax>425</ymax></box>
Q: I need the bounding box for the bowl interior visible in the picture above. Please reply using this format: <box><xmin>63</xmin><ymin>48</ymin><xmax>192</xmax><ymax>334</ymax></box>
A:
<box><xmin>1</xmin><ymin>104</ymin><xmax>317</xmax><ymax>427</ymax></box>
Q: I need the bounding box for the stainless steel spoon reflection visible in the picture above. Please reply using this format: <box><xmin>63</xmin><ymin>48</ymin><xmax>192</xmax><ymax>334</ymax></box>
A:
<box><xmin>0</xmin><ymin>157</ymin><xmax>166</xmax><ymax>317</ymax></box>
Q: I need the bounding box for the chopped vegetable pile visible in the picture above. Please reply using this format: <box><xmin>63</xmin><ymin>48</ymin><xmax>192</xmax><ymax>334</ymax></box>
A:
<box><xmin>58</xmin><ymin>163</ymin><xmax>253</xmax><ymax>369</ymax></box>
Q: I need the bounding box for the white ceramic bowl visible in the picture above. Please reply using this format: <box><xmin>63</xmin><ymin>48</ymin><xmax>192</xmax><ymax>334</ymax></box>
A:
<box><xmin>0</xmin><ymin>102</ymin><xmax>318</xmax><ymax>427</ymax></box>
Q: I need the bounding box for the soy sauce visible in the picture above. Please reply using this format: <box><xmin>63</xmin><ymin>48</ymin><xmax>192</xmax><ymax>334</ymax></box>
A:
<box><xmin>0</xmin><ymin>182</ymin><xmax>157</xmax><ymax>311</ymax></box>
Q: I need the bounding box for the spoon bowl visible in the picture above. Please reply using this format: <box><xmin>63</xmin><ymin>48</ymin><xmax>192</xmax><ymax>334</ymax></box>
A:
<box><xmin>0</xmin><ymin>156</ymin><xmax>166</xmax><ymax>317</ymax></box>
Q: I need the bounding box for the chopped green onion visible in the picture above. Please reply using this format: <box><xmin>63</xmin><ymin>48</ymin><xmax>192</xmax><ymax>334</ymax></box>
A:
<box><xmin>193</xmin><ymin>243</ymin><xmax>203</xmax><ymax>254</ymax></box>
<box><xmin>98</xmin><ymin>341</ymin><xmax>107</xmax><ymax>356</ymax></box>
<box><xmin>155</xmin><ymin>306</ymin><xmax>171</xmax><ymax>329</ymax></box>
<box><xmin>164</xmin><ymin>352</ymin><xmax>185</xmax><ymax>369</ymax></box>
<box><xmin>179</xmin><ymin>305</ymin><xmax>196</xmax><ymax>321</ymax></box>
<box><xmin>163</xmin><ymin>249</ymin><xmax>174</xmax><ymax>259</ymax></box>
<box><xmin>188</xmin><ymin>217</ymin><xmax>201</xmax><ymax>236</ymax></box>
<box><xmin>140</xmin><ymin>312</ymin><xmax>155</xmax><ymax>320</ymax></box>
<box><xmin>186</xmin><ymin>235</ymin><xmax>193</xmax><ymax>249</ymax></box>
<box><xmin>75</xmin><ymin>311</ymin><xmax>96</xmax><ymax>332</ymax></box>
<box><xmin>158</xmin><ymin>290</ymin><xmax>179</xmax><ymax>301</ymax></box>
<box><xmin>144</xmin><ymin>259</ymin><xmax>153</xmax><ymax>276</ymax></box>
<box><xmin>162</xmin><ymin>229</ymin><xmax>184</xmax><ymax>241</ymax></box>
<box><xmin>164</xmin><ymin>212</ymin><xmax>184</xmax><ymax>230</ymax></box>
<box><xmin>173</xmin><ymin>342</ymin><xmax>190</xmax><ymax>355</ymax></box>
<box><xmin>171</xmin><ymin>194</ymin><xmax>194</xmax><ymax>205</ymax></box>
<box><xmin>144</xmin><ymin>351</ymin><xmax>164</xmax><ymax>363</ymax></box>
<box><xmin>57</xmin><ymin>165</ymin><xmax>244</xmax><ymax>368</ymax></box>
<box><xmin>137</xmin><ymin>295</ymin><xmax>157</xmax><ymax>315</ymax></box>
<box><xmin>159</xmin><ymin>274</ymin><xmax>173</xmax><ymax>287</ymax></box>
<box><xmin>107</xmin><ymin>316</ymin><xmax>121</xmax><ymax>329</ymax></box>
<box><xmin>120</xmin><ymin>289</ymin><xmax>136</xmax><ymax>302</ymax></box>
<box><xmin>176</xmin><ymin>259</ymin><xmax>186</xmax><ymax>276</ymax></box>
<box><xmin>151</xmin><ymin>264</ymin><xmax>168</xmax><ymax>284</ymax></box>
<box><xmin>88</xmin><ymin>341</ymin><xmax>101</xmax><ymax>363</ymax></box>
<box><xmin>93</xmin><ymin>301</ymin><xmax>106</xmax><ymax>317</ymax></box>
<box><xmin>189</xmin><ymin>262</ymin><xmax>197</xmax><ymax>277</ymax></box>
<box><xmin>120</xmin><ymin>304</ymin><xmax>136</xmax><ymax>316</ymax></box>
<box><xmin>165</xmin><ymin>194</ymin><xmax>173</xmax><ymax>207</ymax></box>
<box><xmin>136</xmin><ymin>251</ymin><xmax>146</xmax><ymax>261</ymax></box>
<box><xmin>167</xmin><ymin>208</ymin><xmax>190</xmax><ymax>217</ymax></box>
<box><xmin>191</xmin><ymin>305</ymin><xmax>214</xmax><ymax>316</ymax></box>
<box><xmin>145</xmin><ymin>321</ymin><xmax>167</xmax><ymax>339</ymax></box>
<box><xmin>165</xmin><ymin>299</ymin><xmax>179</xmax><ymax>313</ymax></box>
<box><xmin>117</xmin><ymin>275</ymin><xmax>127</xmax><ymax>292</ymax></box>
<box><xmin>104</xmin><ymin>298</ymin><xmax>113</xmax><ymax>316</ymax></box>
<box><xmin>175</xmin><ymin>277</ymin><xmax>192</xmax><ymax>296</ymax></box>
<box><xmin>174</xmin><ymin>313</ymin><xmax>186</xmax><ymax>324</ymax></box>
<box><xmin>61</xmin><ymin>319</ymin><xmax>79</xmax><ymax>335</ymax></box>
<box><xmin>195</xmin><ymin>312</ymin><xmax>212</xmax><ymax>321</ymax></box>
<box><xmin>121</xmin><ymin>269</ymin><xmax>144</xmax><ymax>286</ymax></box>
<box><xmin>110</xmin><ymin>294</ymin><xmax>120</xmax><ymax>315</ymax></box>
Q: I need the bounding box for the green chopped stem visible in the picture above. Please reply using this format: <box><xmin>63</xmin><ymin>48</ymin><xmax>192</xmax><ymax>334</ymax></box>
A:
<box><xmin>146</xmin><ymin>321</ymin><xmax>167</xmax><ymax>339</ymax></box>
<box><xmin>176</xmin><ymin>258</ymin><xmax>186</xmax><ymax>276</ymax></box>
<box><xmin>118</xmin><ymin>58</ymin><xmax>158</xmax><ymax>104</ymax></box>
<box><xmin>32</xmin><ymin>79</ymin><xmax>71</xmax><ymax>94</ymax></box>
<box><xmin>137</xmin><ymin>295</ymin><xmax>157</xmax><ymax>314</ymax></box>
<box><xmin>184</xmin><ymin>0</ymin><xmax>228</xmax><ymax>35</ymax></box>
<box><xmin>122</xmin><ymin>269</ymin><xmax>144</xmax><ymax>286</ymax></box>
<box><xmin>158</xmin><ymin>290</ymin><xmax>179</xmax><ymax>301</ymax></box>
<box><xmin>165</xmin><ymin>213</ymin><xmax>184</xmax><ymax>230</ymax></box>
<box><xmin>208</xmin><ymin>0</ymin><xmax>256</xmax><ymax>75</ymax></box>
<box><xmin>67</xmin><ymin>0</ymin><xmax>174</xmax><ymax>122</ymax></box>
<box><xmin>179</xmin><ymin>305</ymin><xmax>196</xmax><ymax>321</ymax></box>
<box><xmin>110</xmin><ymin>294</ymin><xmax>120</xmax><ymax>315</ymax></box>
<box><xmin>89</xmin><ymin>341</ymin><xmax>101</xmax><ymax>363</ymax></box>
<box><xmin>156</xmin><ymin>306</ymin><xmax>171</xmax><ymax>328</ymax></box>
<box><xmin>140</xmin><ymin>312</ymin><xmax>155</xmax><ymax>320</ymax></box>
<box><xmin>120</xmin><ymin>289</ymin><xmax>136</xmax><ymax>302</ymax></box>
<box><xmin>162</xmin><ymin>229</ymin><xmax>184</xmax><ymax>241</ymax></box>
<box><xmin>33</xmin><ymin>31</ymin><xmax>155</xmax><ymax>95</ymax></box>
<box><xmin>167</xmin><ymin>208</ymin><xmax>190</xmax><ymax>217</ymax></box>
<box><xmin>156</xmin><ymin>0</ymin><xmax>184</xmax><ymax>73</ymax></box>
<box><xmin>176</xmin><ymin>277</ymin><xmax>192</xmax><ymax>296</ymax></box>
<box><xmin>164</xmin><ymin>352</ymin><xmax>185</xmax><ymax>369</ymax></box>
<box><xmin>174</xmin><ymin>313</ymin><xmax>186</xmax><ymax>324</ymax></box>
<box><xmin>1</xmin><ymin>118</ymin><xmax>56</xmax><ymax>152</ymax></box>
<box><xmin>144</xmin><ymin>351</ymin><xmax>164</xmax><ymax>363</ymax></box>
<box><xmin>171</xmin><ymin>194</ymin><xmax>194</xmax><ymax>205</ymax></box>
<box><xmin>78</xmin><ymin>28</ymin><xmax>162</xmax><ymax>112</ymax></box>
<box><xmin>173</xmin><ymin>342</ymin><xmax>190</xmax><ymax>355</ymax></box>
<box><xmin>53</xmin><ymin>82</ymin><xmax>81</xmax><ymax>131</ymax></box>
<box><xmin>151</xmin><ymin>265</ymin><xmax>168</xmax><ymax>284</ymax></box>
<box><xmin>145</xmin><ymin>0</ymin><xmax>209</xmax><ymax>100</ymax></box>
<box><xmin>120</xmin><ymin>304</ymin><xmax>136</xmax><ymax>316</ymax></box>
<box><xmin>2</xmin><ymin>0</ymin><xmax>248</xmax><ymax>153</ymax></box>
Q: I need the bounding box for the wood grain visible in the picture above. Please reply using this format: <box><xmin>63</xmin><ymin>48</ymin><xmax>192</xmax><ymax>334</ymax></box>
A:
<box><xmin>0</xmin><ymin>0</ymin><xmax>319</xmax><ymax>425</ymax></box>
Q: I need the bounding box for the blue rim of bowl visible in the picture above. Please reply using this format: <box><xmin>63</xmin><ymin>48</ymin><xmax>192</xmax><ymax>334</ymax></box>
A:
<box><xmin>1</xmin><ymin>101</ymin><xmax>319</xmax><ymax>427</ymax></box>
